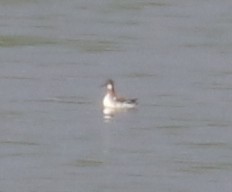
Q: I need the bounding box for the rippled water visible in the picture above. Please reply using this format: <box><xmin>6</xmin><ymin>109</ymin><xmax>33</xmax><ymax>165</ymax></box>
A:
<box><xmin>0</xmin><ymin>0</ymin><xmax>232</xmax><ymax>191</ymax></box>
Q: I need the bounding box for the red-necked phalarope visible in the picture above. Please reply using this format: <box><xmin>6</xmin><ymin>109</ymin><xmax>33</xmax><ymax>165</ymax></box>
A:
<box><xmin>102</xmin><ymin>79</ymin><xmax>137</xmax><ymax>109</ymax></box>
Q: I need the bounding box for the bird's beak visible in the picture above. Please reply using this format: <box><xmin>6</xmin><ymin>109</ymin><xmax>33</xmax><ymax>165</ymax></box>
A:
<box><xmin>100</xmin><ymin>82</ymin><xmax>107</xmax><ymax>88</ymax></box>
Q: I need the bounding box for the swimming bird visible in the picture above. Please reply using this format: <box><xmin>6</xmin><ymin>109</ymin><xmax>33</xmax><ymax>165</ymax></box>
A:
<box><xmin>102</xmin><ymin>79</ymin><xmax>137</xmax><ymax>109</ymax></box>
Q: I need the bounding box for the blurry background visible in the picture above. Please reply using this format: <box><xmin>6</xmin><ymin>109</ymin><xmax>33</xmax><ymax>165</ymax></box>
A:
<box><xmin>0</xmin><ymin>0</ymin><xmax>232</xmax><ymax>191</ymax></box>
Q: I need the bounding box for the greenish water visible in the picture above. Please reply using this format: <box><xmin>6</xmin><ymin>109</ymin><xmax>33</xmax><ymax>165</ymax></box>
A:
<box><xmin>0</xmin><ymin>0</ymin><xmax>232</xmax><ymax>192</ymax></box>
<box><xmin>0</xmin><ymin>35</ymin><xmax>57</xmax><ymax>47</ymax></box>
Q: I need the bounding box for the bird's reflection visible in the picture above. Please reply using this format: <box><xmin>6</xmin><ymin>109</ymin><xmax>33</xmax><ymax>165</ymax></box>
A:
<box><xmin>102</xmin><ymin>107</ymin><xmax>137</xmax><ymax>122</ymax></box>
<box><xmin>103</xmin><ymin>107</ymin><xmax>117</xmax><ymax>121</ymax></box>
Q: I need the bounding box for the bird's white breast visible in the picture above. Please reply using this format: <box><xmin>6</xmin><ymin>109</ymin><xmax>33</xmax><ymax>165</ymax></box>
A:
<box><xmin>103</xmin><ymin>94</ymin><xmax>115</xmax><ymax>108</ymax></box>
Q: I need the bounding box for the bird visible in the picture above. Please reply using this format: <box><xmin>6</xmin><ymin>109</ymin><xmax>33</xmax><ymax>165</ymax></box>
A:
<box><xmin>102</xmin><ymin>79</ymin><xmax>137</xmax><ymax>109</ymax></box>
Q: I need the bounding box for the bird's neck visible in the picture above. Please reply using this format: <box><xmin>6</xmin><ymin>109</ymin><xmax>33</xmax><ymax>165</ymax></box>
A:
<box><xmin>107</xmin><ymin>88</ymin><xmax>116</xmax><ymax>97</ymax></box>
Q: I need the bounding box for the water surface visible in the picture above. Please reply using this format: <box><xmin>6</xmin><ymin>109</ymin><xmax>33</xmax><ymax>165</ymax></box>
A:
<box><xmin>0</xmin><ymin>0</ymin><xmax>232</xmax><ymax>192</ymax></box>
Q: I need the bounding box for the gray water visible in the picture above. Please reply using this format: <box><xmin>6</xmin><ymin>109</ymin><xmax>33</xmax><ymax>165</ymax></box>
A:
<box><xmin>0</xmin><ymin>0</ymin><xmax>232</xmax><ymax>191</ymax></box>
